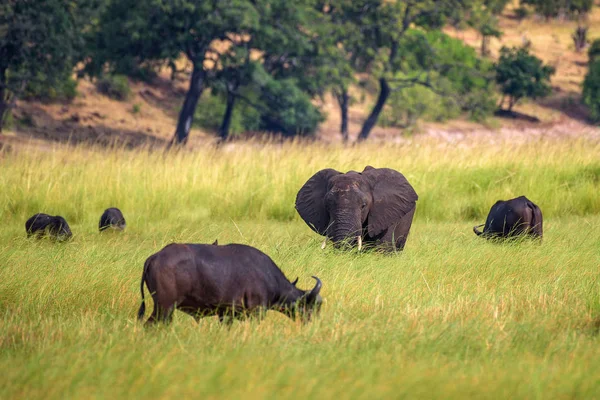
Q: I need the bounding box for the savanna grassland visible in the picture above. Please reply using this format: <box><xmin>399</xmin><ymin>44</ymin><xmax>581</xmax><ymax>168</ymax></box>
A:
<box><xmin>1</xmin><ymin>138</ymin><xmax>599</xmax><ymax>399</ymax></box>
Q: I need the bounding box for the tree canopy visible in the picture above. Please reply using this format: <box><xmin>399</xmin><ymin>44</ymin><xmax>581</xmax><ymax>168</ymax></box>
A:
<box><xmin>0</xmin><ymin>0</ymin><xmax>95</xmax><ymax>131</ymax></box>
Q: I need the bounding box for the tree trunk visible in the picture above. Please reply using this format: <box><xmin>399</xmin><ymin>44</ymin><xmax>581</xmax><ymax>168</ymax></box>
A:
<box><xmin>335</xmin><ymin>88</ymin><xmax>349</xmax><ymax>142</ymax></box>
<box><xmin>171</xmin><ymin>64</ymin><xmax>206</xmax><ymax>145</ymax></box>
<box><xmin>481</xmin><ymin>35</ymin><xmax>490</xmax><ymax>56</ymax></box>
<box><xmin>0</xmin><ymin>66</ymin><xmax>8</xmax><ymax>133</ymax></box>
<box><xmin>572</xmin><ymin>26</ymin><xmax>587</xmax><ymax>53</ymax></box>
<box><xmin>0</xmin><ymin>85</ymin><xmax>8</xmax><ymax>133</ymax></box>
<box><xmin>218</xmin><ymin>91</ymin><xmax>236</xmax><ymax>141</ymax></box>
<box><xmin>357</xmin><ymin>78</ymin><xmax>390</xmax><ymax>142</ymax></box>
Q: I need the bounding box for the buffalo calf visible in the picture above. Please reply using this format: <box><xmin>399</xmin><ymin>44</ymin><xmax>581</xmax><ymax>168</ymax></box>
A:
<box><xmin>138</xmin><ymin>242</ymin><xmax>323</xmax><ymax>325</ymax></box>
<box><xmin>25</xmin><ymin>213</ymin><xmax>72</xmax><ymax>241</ymax></box>
<box><xmin>99</xmin><ymin>207</ymin><xmax>126</xmax><ymax>232</ymax></box>
<box><xmin>474</xmin><ymin>196</ymin><xmax>543</xmax><ymax>240</ymax></box>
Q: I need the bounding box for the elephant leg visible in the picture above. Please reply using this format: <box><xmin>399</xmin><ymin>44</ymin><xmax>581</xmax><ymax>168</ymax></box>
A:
<box><xmin>383</xmin><ymin>206</ymin><xmax>416</xmax><ymax>252</ymax></box>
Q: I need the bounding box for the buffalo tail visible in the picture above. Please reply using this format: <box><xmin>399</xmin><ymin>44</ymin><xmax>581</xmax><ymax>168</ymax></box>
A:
<box><xmin>137</xmin><ymin>258</ymin><xmax>150</xmax><ymax>321</ymax></box>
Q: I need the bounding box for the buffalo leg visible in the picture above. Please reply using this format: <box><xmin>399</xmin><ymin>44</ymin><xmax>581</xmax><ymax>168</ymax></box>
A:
<box><xmin>218</xmin><ymin>310</ymin><xmax>235</xmax><ymax>327</ymax></box>
<box><xmin>145</xmin><ymin>301</ymin><xmax>174</xmax><ymax>326</ymax></box>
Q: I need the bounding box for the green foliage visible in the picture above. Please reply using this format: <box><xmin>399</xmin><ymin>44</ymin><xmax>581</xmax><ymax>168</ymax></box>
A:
<box><xmin>495</xmin><ymin>46</ymin><xmax>556</xmax><ymax>111</ymax></box>
<box><xmin>520</xmin><ymin>0</ymin><xmax>593</xmax><ymax>19</ymax></box>
<box><xmin>258</xmin><ymin>78</ymin><xmax>324</xmax><ymax>136</ymax></box>
<box><xmin>582</xmin><ymin>60</ymin><xmax>600</xmax><ymax>123</ymax></box>
<box><xmin>380</xmin><ymin>84</ymin><xmax>457</xmax><ymax>127</ymax></box>
<box><xmin>514</xmin><ymin>6</ymin><xmax>531</xmax><ymax>20</ymax></box>
<box><xmin>0</xmin><ymin>0</ymin><xmax>94</xmax><ymax>128</ymax></box>
<box><xmin>588</xmin><ymin>39</ymin><xmax>600</xmax><ymax>63</ymax></box>
<box><xmin>194</xmin><ymin>92</ymin><xmax>260</xmax><ymax>135</ymax></box>
<box><xmin>96</xmin><ymin>75</ymin><xmax>131</xmax><ymax>101</ymax></box>
<box><xmin>22</xmin><ymin>70</ymin><xmax>78</xmax><ymax>102</ymax></box>
<box><xmin>382</xmin><ymin>31</ymin><xmax>496</xmax><ymax>127</ymax></box>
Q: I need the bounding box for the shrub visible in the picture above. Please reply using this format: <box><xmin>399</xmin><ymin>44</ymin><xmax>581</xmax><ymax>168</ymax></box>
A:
<box><xmin>514</xmin><ymin>6</ymin><xmax>530</xmax><ymax>20</ymax></box>
<box><xmin>495</xmin><ymin>46</ymin><xmax>555</xmax><ymax>111</ymax></box>
<box><xmin>22</xmin><ymin>70</ymin><xmax>78</xmax><ymax>102</ymax></box>
<box><xmin>96</xmin><ymin>75</ymin><xmax>131</xmax><ymax>101</ymax></box>
<box><xmin>257</xmin><ymin>79</ymin><xmax>324</xmax><ymax>136</ymax></box>
<box><xmin>194</xmin><ymin>92</ymin><xmax>261</xmax><ymax>136</ymax></box>
<box><xmin>382</xmin><ymin>31</ymin><xmax>496</xmax><ymax>127</ymax></box>
<box><xmin>588</xmin><ymin>39</ymin><xmax>600</xmax><ymax>63</ymax></box>
<box><xmin>582</xmin><ymin>60</ymin><xmax>600</xmax><ymax>123</ymax></box>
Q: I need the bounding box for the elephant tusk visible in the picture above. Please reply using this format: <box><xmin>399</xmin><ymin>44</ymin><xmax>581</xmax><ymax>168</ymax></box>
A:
<box><xmin>357</xmin><ymin>236</ymin><xmax>362</xmax><ymax>251</ymax></box>
<box><xmin>321</xmin><ymin>238</ymin><xmax>327</xmax><ymax>249</ymax></box>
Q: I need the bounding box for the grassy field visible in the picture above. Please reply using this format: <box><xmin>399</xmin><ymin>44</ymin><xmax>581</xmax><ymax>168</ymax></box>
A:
<box><xmin>1</xmin><ymin>138</ymin><xmax>599</xmax><ymax>399</ymax></box>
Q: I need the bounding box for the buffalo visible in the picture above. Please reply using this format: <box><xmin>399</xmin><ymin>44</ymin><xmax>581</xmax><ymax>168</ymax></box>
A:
<box><xmin>25</xmin><ymin>213</ymin><xmax>72</xmax><ymax>241</ymax></box>
<box><xmin>137</xmin><ymin>242</ymin><xmax>323</xmax><ymax>325</ymax></box>
<box><xmin>99</xmin><ymin>207</ymin><xmax>126</xmax><ymax>232</ymax></box>
<box><xmin>474</xmin><ymin>196</ymin><xmax>543</xmax><ymax>240</ymax></box>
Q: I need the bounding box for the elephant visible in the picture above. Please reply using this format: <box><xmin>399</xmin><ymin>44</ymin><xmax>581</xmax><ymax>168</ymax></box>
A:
<box><xmin>473</xmin><ymin>196</ymin><xmax>543</xmax><ymax>240</ymax></box>
<box><xmin>295</xmin><ymin>166</ymin><xmax>418</xmax><ymax>252</ymax></box>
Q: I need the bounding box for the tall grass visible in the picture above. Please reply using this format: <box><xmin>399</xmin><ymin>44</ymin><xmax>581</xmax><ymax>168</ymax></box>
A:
<box><xmin>1</xmin><ymin>138</ymin><xmax>599</xmax><ymax>225</ymax></box>
<box><xmin>0</xmin><ymin>138</ymin><xmax>599</xmax><ymax>399</ymax></box>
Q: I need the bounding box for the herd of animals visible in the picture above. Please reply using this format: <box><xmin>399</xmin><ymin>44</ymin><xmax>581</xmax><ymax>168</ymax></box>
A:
<box><xmin>24</xmin><ymin>166</ymin><xmax>543</xmax><ymax>326</ymax></box>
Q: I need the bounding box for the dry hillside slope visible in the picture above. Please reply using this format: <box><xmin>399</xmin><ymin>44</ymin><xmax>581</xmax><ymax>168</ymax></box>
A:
<box><xmin>2</xmin><ymin>5</ymin><xmax>600</xmax><ymax>149</ymax></box>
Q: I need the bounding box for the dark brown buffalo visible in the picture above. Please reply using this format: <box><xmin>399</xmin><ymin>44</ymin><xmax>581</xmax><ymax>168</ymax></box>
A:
<box><xmin>137</xmin><ymin>243</ymin><xmax>323</xmax><ymax>325</ymax></box>
<box><xmin>25</xmin><ymin>213</ymin><xmax>72</xmax><ymax>241</ymax></box>
<box><xmin>99</xmin><ymin>207</ymin><xmax>126</xmax><ymax>232</ymax></box>
<box><xmin>473</xmin><ymin>196</ymin><xmax>543</xmax><ymax>240</ymax></box>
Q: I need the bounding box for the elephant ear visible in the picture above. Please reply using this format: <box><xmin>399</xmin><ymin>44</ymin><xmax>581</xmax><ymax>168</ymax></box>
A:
<box><xmin>362</xmin><ymin>167</ymin><xmax>418</xmax><ymax>237</ymax></box>
<box><xmin>295</xmin><ymin>168</ymin><xmax>341</xmax><ymax>235</ymax></box>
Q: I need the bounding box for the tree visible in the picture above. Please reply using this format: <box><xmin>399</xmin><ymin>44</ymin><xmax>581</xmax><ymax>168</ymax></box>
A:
<box><xmin>210</xmin><ymin>0</ymin><xmax>326</xmax><ymax>140</ymax></box>
<box><xmin>90</xmin><ymin>0</ymin><xmax>260</xmax><ymax>145</ymax></box>
<box><xmin>325</xmin><ymin>0</ymin><xmax>475</xmax><ymax>142</ymax></box>
<box><xmin>469</xmin><ymin>0</ymin><xmax>507</xmax><ymax>56</ymax></box>
<box><xmin>382</xmin><ymin>30</ymin><xmax>496</xmax><ymax>127</ymax></box>
<box><xmin>495</xmin><ymin>46</ymin><xmax>555</xmax><ymax>112</ymax></box>
<box><xmin>521</xmin><ymin>0</ymin><xmax>593</xmax><ymax>20</ymax></box>
<box><xmin>0</xmin><ymin>0</ymin><xmax>92</xmax><ymax>131</ymax></box>
<box><xmin>582</xmin><ymin>60</ymin><xmax>600</xmax><ymax>123</ymax></box>
<box><xmin>588</xmin><ymin>39</ymin><xmax>600</xmax><ymax>63</ymax></box>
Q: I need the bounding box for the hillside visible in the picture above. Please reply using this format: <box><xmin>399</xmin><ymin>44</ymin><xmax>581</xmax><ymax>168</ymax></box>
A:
<box><xmin>2</xmin><ymin>4</ymin><xmax>600</xmax><ymax>149</ymax></box>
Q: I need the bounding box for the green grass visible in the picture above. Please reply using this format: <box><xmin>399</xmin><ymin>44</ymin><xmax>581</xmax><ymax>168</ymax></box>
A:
<box><xmin>1</xmin><ymin>138</ymin><xmax>599</xmax><ymax>399</ymax></box>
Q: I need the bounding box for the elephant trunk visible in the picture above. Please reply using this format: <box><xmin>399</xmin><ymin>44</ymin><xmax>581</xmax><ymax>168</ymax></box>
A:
<box><xmin>329</xmin><ymin>212</ymin><xmax>363</xmax><ymax>248</ymax></box>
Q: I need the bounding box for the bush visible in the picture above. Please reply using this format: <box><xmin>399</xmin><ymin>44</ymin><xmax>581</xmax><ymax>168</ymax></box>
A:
<box><xmin>514</xmin><ymin>6</ymin><xmax>530</xmax><ymax>20</ymax></box>
<box><xmin>382</xmin><ymin>31</ymin><xmax>496</xmax><ymax>127</ymax></box>
<box><xmin>588</xmin><ymin>39</ymin><xmax>600</xmax><ymax>63</ymax></box>
<box><xmin>582</xmin><ymin>60</ymin><xmax>600</xmax><ymax>123</ymax></box>
<box><xmin>521</xmin><ymin>0</ymin><xmax>593</xmax><ymax>19</ymax></box>
<box><xmin>257</xmin><ymin>79</ymin><xmax>324</xmax><ymax>136</ymax></box>
<box><xmin>22</xmin><ymin>70</ymin><xmax>78</xmax><ymax>102</ymax></box>
<box><xmin>96</xmin><ymin>75</ymin><xmax>131</xmax><ymax>101</ymax></box>
<box><xmin>194</xmin><ymin>92</ymin><xmax>261</xmax><ymax>135</ymax></box>
<box><xmin>495</xmin><ymin>46</ymin><xmax>555</xmax><ymax>111</ymax></box>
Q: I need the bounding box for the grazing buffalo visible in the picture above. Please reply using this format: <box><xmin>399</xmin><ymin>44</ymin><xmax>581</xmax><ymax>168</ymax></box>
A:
<box><xmin>474</xmin><ymin>196</ymin><xmax>543</xmax><ymax>240</ymax></box>
<box><xmin>25</xmin><ymin>213</ymin><xmax>72</xmax><ymax>241</ymax></box>
<box><xmin>296</xmin><ymin>166</ymin><xmax>418</xmax><ymax>251</ymax></box>
<box><xmin>137</xmin><ymin>243</ymin><xmax>323</xmax><ymax>325</ymax></box>
<box><xmin>99</xmin><ymin>207</ymin><xmax>126</xmax><ymax>232</ymax></box>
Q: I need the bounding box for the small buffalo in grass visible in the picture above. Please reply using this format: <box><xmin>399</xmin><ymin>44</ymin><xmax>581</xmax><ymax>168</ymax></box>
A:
<box><xmin>137</xmin><ymin>242</ymin><xmax>323</xmax><ymax>326</ymax></box>
<box><xmin>474</xmin><ymin>196</ymin><xmax>543</xmax><ymax>240</ymax></box>
<box><xmin>99</xmin><ymin>207</ymin><xmax>126</xmax><ymax>232</ymax></box>
<box><xmin>25</xmin><ymin>213</ymin><xmax>72</xmax><ymax>241</ymax></box>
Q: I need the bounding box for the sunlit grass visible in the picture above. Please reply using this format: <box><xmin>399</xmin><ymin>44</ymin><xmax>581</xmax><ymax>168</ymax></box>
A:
<box><xmin>0</xmin><ymin>138</ymin><xmax>599</xmax><ymax>399</ymax></box>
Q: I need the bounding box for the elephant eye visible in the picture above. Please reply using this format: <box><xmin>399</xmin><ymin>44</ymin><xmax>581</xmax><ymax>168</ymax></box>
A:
<box><xmin>361</xmin><ymin>202</ymin><xmax>367</xmax><ymax>209</ymax></box>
